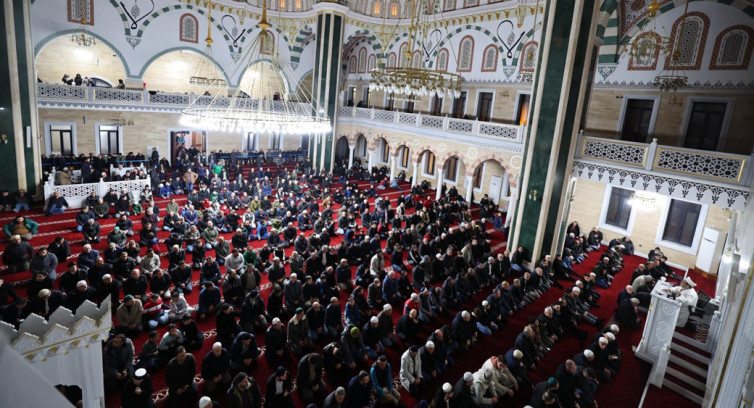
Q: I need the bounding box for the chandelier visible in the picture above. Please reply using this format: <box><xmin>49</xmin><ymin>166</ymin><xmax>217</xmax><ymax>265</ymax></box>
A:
<box><xmin>71</xmin><ymin>2</ymin><xmax>96</xmax><ymax>48</ymax></box>
<box><xmin>180</xmin><ymin>0</ymin><xmax>330</xmax><ymax>135</ymax></box>
<box><xmin>190</xmin><ymin>0</ymin><xmax>227</xmax><ymax>87</ymax></box>
<box><xmin>622</xmin><ymin>0</ymin><xmax>689</xmax><ymax>92</ymax></box>
<box><xmin>628</xmin><ymin>191</ymin><xmax>656</xmax><ymax>211</ymax></box>
<box><xmin>368</xmin><ymin>0</ymin><xmax>461</xmax><ymax>101</ymax></box>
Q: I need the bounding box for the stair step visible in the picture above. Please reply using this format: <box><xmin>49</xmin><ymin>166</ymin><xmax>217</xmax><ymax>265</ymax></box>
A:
<box><xmin>672</xmin><ymin>332</ymin><xmax>711</xmax><ymax>357</ymax></box>
<box><xmin>662</xmin><ymin>378</ymin><xmax>704</xmax><ymax>405</ymax></box>
<box><xmin>665</xmin><ymin>367</ymin><xmax>707</xmax><ymax>393</ymax></box>
<box><xmin>668</xmin><ymin>354</ymin><xmax>708</xmax><ymax>379</ymax></box>
<box><xmin>671</xmin><ymin>343</ymin><xmax>711</xmax><ymax>366</ymax></box>
<box><xmin>665</xmin><ymin>362</ymin><xmax>707</xmax><ymax>388</ymax></box>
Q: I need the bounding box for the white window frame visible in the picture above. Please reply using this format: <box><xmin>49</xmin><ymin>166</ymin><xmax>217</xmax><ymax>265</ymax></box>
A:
<box><xmin>378</xmin><ymin>139</ymin><xmax>390</xmax><ymax>165</ymax></box>
<box><xmin>95</xmin><ymin>123</ymin><xmax>123</xmax><ymax>155</ymax></box>
<box><xmin>166</xmin><ymin>128</ymin><xmax>211</xmax><ymax>161</ymax></box>
<box><xmin>615</xmin><ymin>94</ymin><xmax>661</xmax><ymax>142</ymax></box>
<box><xmin>678</xmin><ymin>97</ymin><xmax>735</xmax><ymax>151</ymax></box>
<box><xmin>396</xmin><ymin>146</ymin><xmax>410</xmax><ymax>170</ymax></box>
<box><xmin>655</xmin><ymin>197</ymin><xmax>709</xmax><ymax>255</ymax></box>
<box><xmin>473</xmin><ymin>89</ymin><xmax>496</xmax><ymax>120</ymax></box>
<box><xmin>44</xmin><ymin>122</ymin><xmax>77</xmax><ymax>156</ymax></box>
<box><xmin>512</xmin><ymin>91</ymin><xmax>531</xmax><ymax>123</ymax></box>
<box><xmin>443</xmin><ymin>156</ymin><xmax>460</xmax><ymax>185</ymax></box>
<box><xmin>421</xmin><ymin>151</ymin><xmax>435</xmax><ymax>177</ymax></box>
<box><xmin>472</xmin><ymin>162</ymin><xmax>486</xmax><ymax>193</ymax></box>
<box><xmin>597</xmin><ymin>185</ymin><xmax>637</xmax><ymax>236</ymax></box>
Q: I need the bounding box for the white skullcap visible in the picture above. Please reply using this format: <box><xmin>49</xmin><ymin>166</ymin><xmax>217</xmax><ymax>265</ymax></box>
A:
<box><xmin>411</xmin><ymin>293</ymin><xmax>419</xmax><ymax>301</ymax></box>
<box><xmin>482</xmin><ymin>300</ymin><xmax>489</xmax><ymax>307</ymax></box>
<box><xmin>574</xmin><ymin>280</ymin><xmax>582</xmax><ymax>286</ymax></box>
<box><xmin>606</xmin><ymin>332</ymin><xmax>615</xmax><ymax>341</ymax></box>
<box><xmin>134</xmin><ymin>368</ymin><xmax>147</xmax><ymax>378</ymax></box>
<box><xmin>199</xmin><ymin>396</ymin><xmax>213</xmax><ymax>408</ymax></box>
<box><xmin>102</xmin><ymin>274</ymin><xmax>112</xmax><ymax>280</ymax></box>
<box><xmin>463</xmin><ymin>372</ymin><xmax>474</xmax><ymax>382</ymax></box>
<box><xmin>290</xmin><ymin>273</ymin><xmax>297</xmax><ymax>279</ymax></box>
<box><xmin>610</xmin><ymin>324</ymin><xmax>620</xmax><ymax>333</ymax></box>
<box><xmin>461</xmin><ymin>311</ymin><xmax>470</xmax><ymax>319</ymax></box>
<box><xmin>370</xmin><ymin>316</ymin><xmax>379</xmax><ymax>324</ymax></box>
<box><xmin>583</xmin><ymin>349</ymin><xmax>594</xmax><ymax>358</ymax></box>
<box><xmin>572</xmin><ymin>287</ymin><xmax>581</xmax><ymax>293</ymax></box>
<box><xmin>76</xmin><ymin>280</ymin><xmax>87</xmax><ymax>288</ymax></box>
<box><xmin>599</xmin><ymin>337</ymin><xmax>608</xmax><ymax>345</ymax></box>
<box><xmin>272</xmin><ymin>317</ymin><xmax>281</xmax><ymax>325</ymax></box>
<box><xmin>425</xmin><ymin>341</ymin><xmax>435</xmax><ymax>349</ymax></box>
<box><xmin>384</xmin><ymin>304</ymin><xmax>392</xmax><ymax>311</ymax></box>
<box><xmin>443</xmin><ymin>382</ymin><xmax>453</xmax><ymax>393</ymax></box>
<box><xmin>213</xmin><ymin>342</ymin><xmax>223</xmax><ymax>349</ymax></box>
<box><xmin>513</xmin><ymin>349</ymin><xmax>524</xmax><ymax>359</ymax></box>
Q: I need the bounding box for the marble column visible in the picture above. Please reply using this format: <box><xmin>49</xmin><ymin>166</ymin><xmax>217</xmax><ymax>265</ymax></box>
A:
<box><xmin>311</xmin><ymin>3</ymin><xmax>344</xmax><ymax>171</ymax></box>
<box><xmin>435</xmin><ymin>166</ymin><xmax>443</xmax><ymax>200</ymax></box>
<box><xmin>411</xmin><ymin>161</ymin><xmax>418</xmax><ymax>186</ymax></box>
<box><xmin>465</xmin><ymin>175</ymin><xmax>473</xmax><ymax>203</ymax></box>
<box><xmin>348</xmin><ymin>145</ymin><xmax>355</xmax><ymax>169</ymax></box>
<box><xmin>389</xmin><ymin>156</ymin><xmax>396</xmax><ymax>180</ymax></box>
<box><xmin>508</xmin><ymin>0</ymin><xmax>601</xmax><ymax>262</ymax></box>
<box><xmin>1</xmin><ymin>0</ymin><xmax>40</xmax><ymax>194</ymax></box>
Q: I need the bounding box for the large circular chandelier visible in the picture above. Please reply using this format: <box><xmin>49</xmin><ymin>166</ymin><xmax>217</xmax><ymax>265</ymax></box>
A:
<box><xmin>370</xmin><ymin>67</ymin><xmax>462</xmax><ymax>100</ymax></box>
<box><xmin>368</xmin><ymin>0</ymin><xmax>462</xmax><ymax>101</ymax></box>
<box><xmin>180</xmin><ymin>0</ymin><xmax>330</xmax><ymax>135</ymax></box>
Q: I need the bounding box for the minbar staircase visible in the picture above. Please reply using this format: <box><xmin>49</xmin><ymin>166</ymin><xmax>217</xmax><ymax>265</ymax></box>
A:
<box><xmin>662</xmin><ymin>332</ymin><xmax>711</xmax><ymax>405</ymax></box>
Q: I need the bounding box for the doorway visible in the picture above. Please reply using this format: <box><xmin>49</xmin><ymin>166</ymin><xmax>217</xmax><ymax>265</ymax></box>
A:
<box><xmin>170</xmin><ymin>130</ymin><xmax>207</xmax><ymax>164</ymax></box>
<box><xmin>477</xmin><ymin>92</ymin><xmax>493</xmax><ymax>121</ymax></box>
<box><xmin>515</xmin><ymin>93</ymin><xmax>531</xmax><ymax>126</ymax></box>
<box><xmin>452</xmin><ymin>91</ymin><xmax>467</xmax><ymax>118</ymax></box>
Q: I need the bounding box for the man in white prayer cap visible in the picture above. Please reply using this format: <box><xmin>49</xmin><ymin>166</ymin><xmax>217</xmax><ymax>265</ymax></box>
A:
<box><xmin>675</xmin><ymin>276</ymin><xmax>699</xmax><ymax>327</ymax></box>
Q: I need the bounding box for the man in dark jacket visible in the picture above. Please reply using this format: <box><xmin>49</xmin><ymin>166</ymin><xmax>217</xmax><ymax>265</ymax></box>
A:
<box><xmin>345</xmin><ymin>371</ymin><xmax>373</xmax><ymax>408</ymax></box>
<box><xmin>264</xmin><ymin>366</ymin><xmax>295</xmax><ymax>408</ymax></box>
<box><xmin>202</xmin><ymin>342</ymin><xmax>232</xmax><ymax>394</ymax></box>
<box><xmin>121</xmin><ymin>368</ymin><xmax>155</xmax><ymax>408</ymax></box>
<box><xmin>452</xmin><ymin>372</ymin><xmax>475</xmax><ymax>407</ymax></box>
<box><xmin>297</xmin><ymin>353</ymin><xmax>327</xmax><ymax>402</ymax></box>
<box><xmin>226</xmin><ymin>372</ymin><xmax>262</xmax><ymax>408</ymax></box>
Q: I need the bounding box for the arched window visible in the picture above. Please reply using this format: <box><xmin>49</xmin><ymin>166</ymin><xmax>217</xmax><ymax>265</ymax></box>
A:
<box><xmin>367</xmin><ymin>54</ymin><xmax>377</xmax><ymax>71</ymax></box>
<box><xmin>398</xmin><ymin>43</ymin><xmax>408</xmax><ymax>67</ymax></box>
<box><xmin>710</xmin><ymin>25</ymin><xmax>754</xmax><ymax>70</ymax></box>
<box><xmin>349</xmin><ymin>56</ymin><xmax>358</xmax><ymax>73</ymax></box>
<box><xmin>628</xmin><ymin>31</ymin><xmax>662</xmax><ymax>70</ymax></box>
<box><xmin>520</xmin><ymin>41</ymin><xmax>538</xmax><ymax>72</ymax></box>
<box><xmin>387</xmin><ymin>52</ymin><xmax>397</xmax><ymax>68</ymax></box>
<box><xmin>389</xmin><ymin>0</ymin><xmax>399</xmax><ymax>17</ymax></box>
<box><xmin>665</xmin><ymin>12</ymin><xmax>710</xmax><ymax>70</ymax></box>
<box><xmin>436</xmin><ymin>48</ymin><xmax>449</xmax><ymax>71</ymax></box>
<box><xmin>404</xmin><ymin>0</ymin><xmax>414</xmax><ymax>18</ymax></box>
<box><xmin>358</xmin><ymin>48</ymin><xmax>367</xmax><ymax>72</ymax></box>
<box><xmin>68</xmin><ymin>0</ymin><xmax>93</xmax><ymax>24</ymax></box>
<box><xmin>279</xmin><ymin>0</ymin><xmax>286</xmax><ymax>10</ymax></box>
<box><xmin>296</xmin><ymin>0</ymin><xmax>302</xmax><ymax>10</ymax></box>
<box><xmin>481</xmin><ymin>44</ymin><xmax>498</xmax><ymax>72</ymax></box>
<box><xmin>457</xmin><ymin>36</ymin><xmax>474</xmax><ymax>72</ymax></box>
<box><xmin>179</xmin><ymin>14</ymin><xmax>199</xmax><ymax>43</ymax></box>
<box><xmin>444</xmin><ymin>0</ymin><xmax>455</xmax><ymax>11</ymax></box>
<box><xmin>412</xmin><ymin>50</ymin><xmax>422</xmax><ymax>68</ymax></box>
<box><xmin>372</xmin><ymin>0</ymin><xmax>382</xmax><ymax>16</ymax></box>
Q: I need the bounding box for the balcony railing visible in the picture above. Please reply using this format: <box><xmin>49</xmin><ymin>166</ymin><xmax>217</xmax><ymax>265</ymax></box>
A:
<box><xmin>337</xmin><ymin>106</ymin><xmax>523</xmax><ymax>142</ymax></box>
<box><xmin>575</xmin><ymin>133</ymin><xmax>752</xmax><ymax>186</ymax></box>
<box><xmin>35</xmin><ymin>84</ymin><xmax>312</xmax><ymax>112</ymax></box>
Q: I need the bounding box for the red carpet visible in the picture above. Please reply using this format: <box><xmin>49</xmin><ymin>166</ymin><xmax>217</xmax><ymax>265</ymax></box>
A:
<box><xmin>0</xmin><ymin>175</ymin><xmax>715</xmax><ymax>408</ymax></box>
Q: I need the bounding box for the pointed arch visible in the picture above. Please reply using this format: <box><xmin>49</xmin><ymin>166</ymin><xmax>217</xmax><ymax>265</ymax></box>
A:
<box><xmin>481</xmin><ymin>44</ymin><xmax>498</xmax><ymax>72</ymax></box>
<box><xmin>710</xmin><ymin>25</ymin><xmax>754</xmax><ymax>70</ymax></box>
<box><xmin>179</xmin><ymin>13</ymin><xmax>199</xmax><ymax>43</ymax></box>
<box><xmin>665</xmin><ymin>11</ymin><xmax>710</xmax><ymax>71</ymax></box>
<box><xmin>457</xmin><ymin>35</ymin><xmax>474</xmax><ymax>72</ymax></box>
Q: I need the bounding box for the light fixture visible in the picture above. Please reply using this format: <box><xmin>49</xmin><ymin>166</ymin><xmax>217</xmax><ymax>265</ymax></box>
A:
<box><xmin>70</xmin><ymin>2</ymin><xmax>96</xmax><ymax>48</ymax></box>
<box><xmin>180</xmin><ymin>0</ymin><xmax>330</xmax><ymax>135</ymax></box>
<box><xmin>368</xmin><ymin>0</ymin><xmax>462</xmax><ymax>101</ymax></box>
<box><xmin>517</xmin><ymin>0</ymin><xmax>541</xmax><ymax>83</ymax></box>
<box><xmin>651</xmin><ymin>1</ymin><xmax>690</xmax><ymax>92</ymax></box>
<box><xmin>627</xmin><ymin>191</ymin><xmax>656</xmax><ymax>211</ymax></box>
<box><xmin>527</xmin><ymin>189</ymin><xmax>539</xmax><ymax>201</ymax></box>
<box><xmin>190</xmin><ymin>0</ymin><xmax>227</xmax><ymax>87</ymax></box>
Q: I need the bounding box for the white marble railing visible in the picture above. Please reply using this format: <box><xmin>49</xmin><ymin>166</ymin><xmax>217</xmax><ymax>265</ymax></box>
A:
<box><xmin>338</xmin><ymin>106</ymin><xmax>524</xmax><ymax>142</ymax></box>
<box><xmin>576</xmin><ymin>133</ymin><xmax>752</xmax><ymax>186</ymax></box>
<box><xmin>43</xmin><ymin>175</ymin><xmax>150</xmax><ymax>210</ymax></box>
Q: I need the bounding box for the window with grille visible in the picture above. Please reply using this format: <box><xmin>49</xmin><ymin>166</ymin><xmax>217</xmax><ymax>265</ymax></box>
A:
<box><xmin>603</xmin><ymin>187</ymin><xmax>633</xmax><ymax>230</ymax></box>
<box><xmin>98</xmin><ymin>125</ymin><xmax>120</xmax><ymax>155</ymax></box>
<box><xmin>48</xmin><ymin>124</ymin><xmax>75</xmax><ymax>156</ymax></box>
<box><xmin>179</xmin><ymin>14</ymin><xmax>199</xmax><ymax>43</ymax></box>
<box><xmin>458</xmin><ymin>36</ymin><xmax>474</xmax><ymax>72</ymax></box>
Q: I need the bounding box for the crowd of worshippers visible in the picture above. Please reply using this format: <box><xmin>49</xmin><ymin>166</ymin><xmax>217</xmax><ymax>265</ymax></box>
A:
<box><xmin>2</xmin><ymin>150</ymin><xmax>626</xmax><ymax>408</ymax></box>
